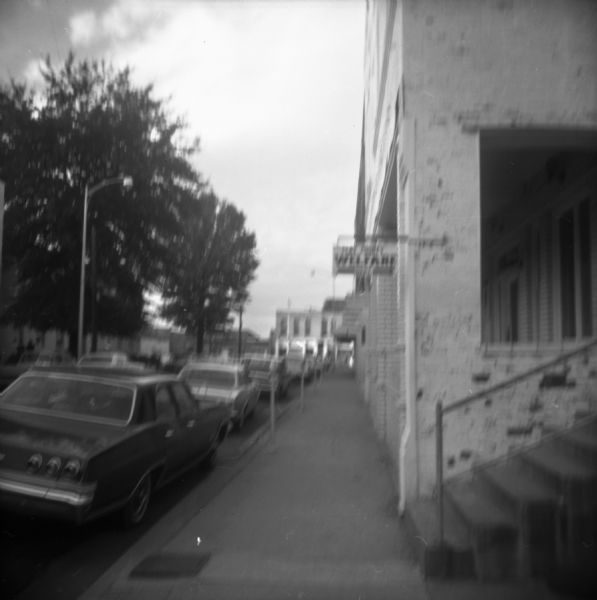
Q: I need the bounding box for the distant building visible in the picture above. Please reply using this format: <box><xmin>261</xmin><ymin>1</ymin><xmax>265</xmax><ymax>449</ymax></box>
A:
<box><xmin>274</xmin><ymin>297</ymin><xmax>347</xmax><ymax>357</ymax></box>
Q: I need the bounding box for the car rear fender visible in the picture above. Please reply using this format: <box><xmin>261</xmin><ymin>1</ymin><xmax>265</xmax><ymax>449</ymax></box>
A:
<box><xmin>85</xmin><ymin>425</ymin><xmax>164</xmax><ymax>509</ymax></box>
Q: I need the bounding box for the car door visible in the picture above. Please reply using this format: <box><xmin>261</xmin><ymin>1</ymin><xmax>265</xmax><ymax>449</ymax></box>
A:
<box><xmin>154</xmin><ymin>383</ymin><xmax>187</xmax><ymax>475</ymax></box>
<box><xmin>168</xmin><ymin>381</ymin><xmax>205</xmax><ymax>461</ymax></box>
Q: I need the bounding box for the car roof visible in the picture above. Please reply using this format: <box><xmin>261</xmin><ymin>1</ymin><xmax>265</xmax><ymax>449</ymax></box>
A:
<box><xmin>182</xmin><ymin>361</ymin><xmax>242</xmax><ymax>372</ymax></box>
<box><xmin>79</xmin><ymin>351</ymin><xmax>128</xmax><ymax>358</ymax></box>
<box><xmin>20</xmin><ymin>366</ymin><xmax>178</xmax><ymax>385</ymax></box>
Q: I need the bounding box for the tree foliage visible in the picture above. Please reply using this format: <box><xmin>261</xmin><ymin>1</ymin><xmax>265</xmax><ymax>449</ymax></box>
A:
<box><xmin>0</xmin><ymin>53</ymin><xmax>209</xmax><ymax>351</ymax></box>
<box><xmin>161</xmin><ymin>190</ymin><xmax>259</xmax><ymax>353</ymax></box>
<box><xmin>1</xmin><ymin>53</ymin><xmax>260</xmax><ymax>355</ymax></box>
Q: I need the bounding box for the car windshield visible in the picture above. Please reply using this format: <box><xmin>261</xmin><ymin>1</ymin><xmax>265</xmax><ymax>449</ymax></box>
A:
<box><xmin>183</xmin><ymin>368</ymin><xmax>236</xmax><ymax>387</ymax></box>
<box><xmin>0</xmin><ymin>375</ymin><xmax>135</xmax><ymax>424</ymax></box>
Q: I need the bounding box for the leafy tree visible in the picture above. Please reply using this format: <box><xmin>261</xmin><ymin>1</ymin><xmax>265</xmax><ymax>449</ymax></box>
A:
<box><xmin>161</xmin><ymin>190</ymin><xmax>259</xmax><ymax>353</ymax></box>
<box><xmin>0</xmin><ymin>53</ymin><xmax>201</xmax><ymax>355</ymax></box>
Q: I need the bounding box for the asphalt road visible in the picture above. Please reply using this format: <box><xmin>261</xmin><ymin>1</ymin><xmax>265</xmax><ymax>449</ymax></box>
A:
<box><xmin>0</xmin><ymin>393</ymin><xmax>292</xmax><ymax>600</ymax></box>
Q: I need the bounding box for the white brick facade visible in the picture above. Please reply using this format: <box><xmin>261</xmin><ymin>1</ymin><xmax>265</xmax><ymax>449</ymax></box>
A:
<box><xmin>356</xmin><ymin>0</ymin><xmax>597</xmax><ymax>502</ymax></box>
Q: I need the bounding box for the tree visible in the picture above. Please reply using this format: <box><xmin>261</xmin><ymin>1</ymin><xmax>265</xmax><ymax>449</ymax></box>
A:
<box><xmin>161</xmin><ymin>190</ymin><xmax>259</xmax><ymax>354</ymax></box>
<box><xmin>0</xmin><ymin>53</ymin><xmax>201</xmax><ymax>355</ymax></box>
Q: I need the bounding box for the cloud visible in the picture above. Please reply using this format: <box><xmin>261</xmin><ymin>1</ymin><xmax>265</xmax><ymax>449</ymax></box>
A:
<box><xmin>70</xmin><ymin>10</ymin><xmax>98</xmax><ymax>46</ymax></box>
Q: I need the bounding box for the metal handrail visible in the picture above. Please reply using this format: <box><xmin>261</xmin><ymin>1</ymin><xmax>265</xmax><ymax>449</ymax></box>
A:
<box><xmin>445</xmin><ymin>338</ymin><xmax>597</xmax><ymax>415</ymax></box>
<box><xmin>435</xmin><ymin>337</ymin><xmax>597</xmax><ymax>554</ymax></box>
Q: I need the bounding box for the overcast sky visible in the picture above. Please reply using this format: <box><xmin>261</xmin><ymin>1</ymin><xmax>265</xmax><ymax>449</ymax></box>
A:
<box><xmin>0</xmin><ymin>0</ymin><xmax>364</xmax><ymax>337</ymax></box>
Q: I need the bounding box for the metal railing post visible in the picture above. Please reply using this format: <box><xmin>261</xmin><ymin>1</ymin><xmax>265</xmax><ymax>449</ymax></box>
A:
<box><xmin>270</xmin><ymin>371</ymin><xmax>276</xmax><ymax>443</ymax></box>
<box><xmin>436</xmin><ymin>401</ymin><xmax>444</xmax><ymax>553</ymax></box>
<box><xmin>300</xmin><ymin>361</ymin><xmax>305</xmax><ymax>412</ymax></box>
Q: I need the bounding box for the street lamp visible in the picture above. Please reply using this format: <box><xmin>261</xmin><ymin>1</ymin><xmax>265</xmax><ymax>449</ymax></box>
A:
<box><xmin>77</xmin><ymin>176</ymin><xmax>133</xmax><ymax>358</ymax></box>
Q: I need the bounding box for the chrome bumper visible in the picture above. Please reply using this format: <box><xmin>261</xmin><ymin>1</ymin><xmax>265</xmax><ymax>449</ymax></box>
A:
<box><xmin>0</xmin><ymin>469</ymin><xmax>96</xmax><ymax>508</ymax></box>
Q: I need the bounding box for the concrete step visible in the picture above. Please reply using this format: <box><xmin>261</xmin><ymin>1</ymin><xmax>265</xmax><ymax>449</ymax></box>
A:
<box><xmin>476</xmin><ymin>461</ymin><xmax>559</xmax><ymax>576</ymax></box>
<box><xmin>478</xmin><ymin>460</ymin><xmax>559</xmax><ymax>509</ymax></box>
<box><xmin>404</xmin><ymin>497</ymin><xmax>475</xmax><ymax>579</ymax></box>
<box><xmin>445</xmin><ymin>478</ymin><xmax>518</xmax><ymax>580</ymax></box>
<box><xmin>556</xmin><ymin>426</ymin><xmax>597</xmax><ymax>462</ymax></box>
<box><xmin>519</xmin><ymin>443</ymin><xmax>596</xmax><ymax>487</ymax></box>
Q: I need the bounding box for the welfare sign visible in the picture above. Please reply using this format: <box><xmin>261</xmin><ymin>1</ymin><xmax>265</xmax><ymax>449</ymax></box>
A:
<box><xmin>332</xmin><ymin>243</ymin><xmax>397</xmax><ymax>275</ymax></box>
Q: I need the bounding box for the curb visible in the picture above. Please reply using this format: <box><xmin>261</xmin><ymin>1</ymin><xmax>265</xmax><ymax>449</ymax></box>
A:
<box><xmin>225</xmin><ymin>397</ymin><xmax>296</xmax><ymax>460</ymax></box>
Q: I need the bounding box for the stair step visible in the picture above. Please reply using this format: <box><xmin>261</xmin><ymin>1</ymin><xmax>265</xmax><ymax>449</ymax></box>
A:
<box><xmin>520</xmin><ymin>444</ymin><xmax>597</xmax><ymax>483</ymax></box>
<box><xmin>479</xmin><ymin>460</ymin><xmax>558</xmax><ymax>506</ymax></box>
<box><xmin>562</xmin><ymin>428</ymin><xmax>597</xmax><ymax>454</ymax></box>
<box><xmin>446</xmin><ymin>478</ymin><xmax>519</xmax><ymax>580</ymax></box>
<box><xmin>446</xmin><ymin>478</ymin><xmax>518</xmax><ymax>533</ymax></box>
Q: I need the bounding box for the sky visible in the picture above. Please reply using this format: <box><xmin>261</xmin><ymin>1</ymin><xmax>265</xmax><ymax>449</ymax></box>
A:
<box><xmin>0</xmin><ymin>0</ymin><xmax>364</xmax><ymax>337</ymax></box>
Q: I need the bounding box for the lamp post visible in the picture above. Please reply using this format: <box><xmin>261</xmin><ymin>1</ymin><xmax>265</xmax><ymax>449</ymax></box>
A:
<box><xmin>77</xmin><ymin>176</ymin><xmax>133</xmax><ymax>359</ymax></box>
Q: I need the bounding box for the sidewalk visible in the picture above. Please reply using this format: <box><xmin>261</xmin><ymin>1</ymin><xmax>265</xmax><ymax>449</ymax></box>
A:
<box><xmin>80</xmin><ymin>369</ymin><xmax>428</xmax><ymax>600</ymax></box>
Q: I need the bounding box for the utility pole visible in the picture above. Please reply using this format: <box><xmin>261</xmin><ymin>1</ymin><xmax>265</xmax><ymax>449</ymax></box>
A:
<box><xmin>0</xmin><ymin>180</ymin><xmax>4</xmax><ymax>298</ymax></box>
<box><xmin>91</xmin><ymin>223</ymin><xmax>98</xmax><ymax>351</ymax></box>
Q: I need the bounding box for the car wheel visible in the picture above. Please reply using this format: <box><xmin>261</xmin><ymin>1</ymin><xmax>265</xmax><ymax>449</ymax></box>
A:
<box><xmin>236</xmin><ymin>407</ymin><xmax>246</xmax><ymax>430</ymax></box>
<box><xmin>203</xmin><ymin>445</ymin><xmax>218</xmax><ymax>469</ymax></box>
<box><xmin>122</xmin><ymin>473</ymin><xmax>151</xmax><ymax>527</ymax></box>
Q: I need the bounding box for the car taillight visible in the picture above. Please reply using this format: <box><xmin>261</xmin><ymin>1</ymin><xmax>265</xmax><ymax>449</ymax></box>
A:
<box><xmin>27</xmin><ymin>453</ymin><xmax>43</xmax><ymax>473</ymax></box>
<box><xmin>45</xmin><ymin>456</ymin><xmax>62</xmax><ymax>477</ymax></box>
<box><xmin>62</xmin><ymin>458</ymin><xmax>82</xmax><ymax>479</ymax></box>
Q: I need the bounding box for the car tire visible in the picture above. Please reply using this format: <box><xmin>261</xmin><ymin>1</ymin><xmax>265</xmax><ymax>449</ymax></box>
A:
<box><xmin>122</xmin><ymin>473</ymin><xmax>151</xmax><ymax>528</ymax></box>
<box><xmin>203</xmin><ymin>445</ymin><xmax>218</xmax><ymax>469</ymax></box>
<box><xmin>236</xmin><ymin>406</ymin><xmax>247</xmax><ymax>430</ymax></box>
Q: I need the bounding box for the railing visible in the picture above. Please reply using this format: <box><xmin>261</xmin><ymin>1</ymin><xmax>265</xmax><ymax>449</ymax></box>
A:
<box><xmin>435</xmin><ymin>338</ymin><xmax>597</xmax><ymax>550</ymax></box>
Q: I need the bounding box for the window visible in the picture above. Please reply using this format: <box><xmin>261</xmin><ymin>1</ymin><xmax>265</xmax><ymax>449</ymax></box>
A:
<box><xmin>305</xmin><ymin>316</ymin><xmax>311</xmax><ymax>336</ymax></box>
<box><xmin>321</xmin><ymin>318</ymin><xmax>328</xmax><ymax>336</ymax></box>
<box><xmin>170</xmin><ymin>382</ymin><xmax>196</xmax><ymax>416</ymax></box>
<box><xmin>279</xmin><ymin>317</ymin><xmax>287</xmax><ymax>336</ymax></box>
<box><xmin>155</xmin><ymin>386</ymin><xmax>177</xmax><ymax>421</ymax></box>
<box><xmin>559</xmin><ymin>198</ymin><xmax>593</xmax><ymax>339</ymax></box>
<box><xmin>293</xmin><ymin>317</ymin><xmax>300</xmax><ymax>336</ymax></box>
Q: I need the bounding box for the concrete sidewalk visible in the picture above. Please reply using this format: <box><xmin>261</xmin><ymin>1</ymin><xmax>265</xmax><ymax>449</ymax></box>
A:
<box><xmin>80</xmin><ymin>369</ymin><xmax>427</xmax><ymax>600</ymax></box>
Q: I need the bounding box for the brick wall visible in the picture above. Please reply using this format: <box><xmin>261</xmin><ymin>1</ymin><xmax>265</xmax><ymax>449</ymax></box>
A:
<box><xmin>405</xmin><ymin>0</ymin><xmax>597</xmax><ymax>496</ymax></box>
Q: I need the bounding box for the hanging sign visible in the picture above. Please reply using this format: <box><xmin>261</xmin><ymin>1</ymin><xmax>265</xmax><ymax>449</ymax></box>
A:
<box><xmin>332</xmin><ymin>242</ymin><xmax>397</xmax><ymax>275</ymax></box>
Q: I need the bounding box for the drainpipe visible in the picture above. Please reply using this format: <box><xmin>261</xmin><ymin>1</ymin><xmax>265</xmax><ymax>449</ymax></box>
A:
<box><xmin>399</xmin><ymin>118</ymin><xmax>418</xmax><ymax>515</ymax></box>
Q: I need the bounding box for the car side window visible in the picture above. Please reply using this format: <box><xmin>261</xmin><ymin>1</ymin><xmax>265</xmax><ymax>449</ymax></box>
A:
<box><xmin>155</xmin><ymin>385</ymin><xmax>177</xmax><ymax>421</ymax></box>
<box><xmin>136</xmin><ymin>388</ymin><xmax>156</xmax><ymax>423</ymax></box>
<box><xmin>170</xmin><ymin>382</ymin><xmax>197</xmax><ymax>416</ymax></box>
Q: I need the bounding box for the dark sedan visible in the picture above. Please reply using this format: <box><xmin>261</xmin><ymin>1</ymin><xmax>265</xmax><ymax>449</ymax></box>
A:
<box><xmin>0</xmin><ymin>367</ymin><xmax>229</xmax><ymax>526</ymax></box>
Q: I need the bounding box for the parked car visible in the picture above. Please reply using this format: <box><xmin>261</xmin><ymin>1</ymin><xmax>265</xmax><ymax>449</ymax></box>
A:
<box><xmin>0</xmin><ymin>367</ymin><xmax>229</xmax><ymax>526</ymax></box>
<box><xmin>285</xmin><ymin>350</ymin><xmax>314</xmax><ymax>381</ymax></box>
<box><xmin>178</xmin><ymin>360</ymin><xmax>259</xmax><ymax>429</ymax></box>
<box><xmin>34</xmin><ymin>350</ymin><xmax>75</xmax><ymax>367</ymax></box>
<box><xmin>0</xmin><ymin>351</ymin><xmax>40</xmax><ymax>391</ymax></box>
<box><xmin>77</xmin><ymin>351</ymin><xmax>130</xmax><ymax>368</ymax></box>
<box><xmin>242</xmin><ymin>354</ymin><xmax>290</xmax><ymax>400</ymax></box>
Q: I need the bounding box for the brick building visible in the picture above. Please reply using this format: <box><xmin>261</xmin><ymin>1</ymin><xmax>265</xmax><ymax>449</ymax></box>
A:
<box><xmin>354</xmin><ymin>0</ymin><xmax>597</xmax><ymax>511</ymax></box>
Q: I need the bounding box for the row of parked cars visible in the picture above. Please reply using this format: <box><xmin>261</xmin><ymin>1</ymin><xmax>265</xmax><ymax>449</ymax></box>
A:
<box><xmin>0</xmin><ymin>349</ymin><xmax>326</xmax><ymax>528</ymax></box>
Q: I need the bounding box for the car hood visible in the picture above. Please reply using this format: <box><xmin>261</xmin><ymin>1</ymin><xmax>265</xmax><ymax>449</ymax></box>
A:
<box><xmin>0</xmin><ymin>409</ymin><xmax>132</xmax><ymax>460</ymax></box>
